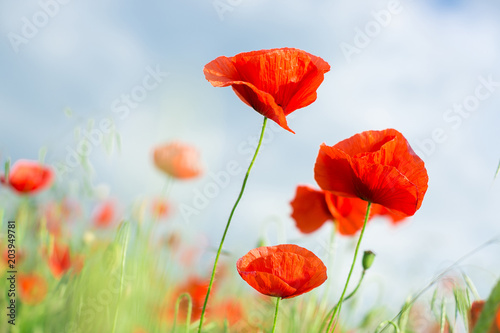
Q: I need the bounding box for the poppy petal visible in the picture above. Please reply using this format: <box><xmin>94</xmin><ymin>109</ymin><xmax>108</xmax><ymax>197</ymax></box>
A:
<box><xmin>204</xmin><ymin>48</ymin><xmax>330</xmax><ymax>133</ymax></box>
<box><xmin>314</xmin><ymin>144</ymin><xmax>358</xmax><ymax>198</ymax></box>
<box><xmin>350</xmin><ymin>162</ymin><xmax>420</xmax><ymax>215</ymax></box>
<box><xmin>324</xmin><ymin>193</ymin><xmax>368</xmax><ymax>235</ymax></box>
<box><xmin>231</xmin><ymin>83</ymin><xmax>293</xmax><ymax>133</ymax></box>
<box><xmin>314</xmin><ymin>129</ymin><xmax>428</xmax><ymax>216</ymax></box>
<box><xmin>290</xmin><ymin>185</ymin><xmax>333</xmax><ymax>233</ymax></box>
<box><xmin>238</xmin><ymin>271</ymin><xmax>297</xmax><ymax>298</ymax></box>
<box><xmin>153</xmin><ymin>142</ymin><xmax>203</xmax><ymax>179</ymax></box>
<box><xmin>237</xmin><ymin>244</ymin><xmax>327</xmax><ymax>299</ymax></box>
<box><xmin>1</xmin><ymin>160</ymin><xmax>53</xmax><ymax>194</ymax></box>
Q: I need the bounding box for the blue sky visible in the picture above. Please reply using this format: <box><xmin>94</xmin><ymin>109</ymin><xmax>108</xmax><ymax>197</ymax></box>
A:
<box><xmin>1</xmin><ymin>0</ymin><xmax>500</xmax><ymax>316</ymax></box>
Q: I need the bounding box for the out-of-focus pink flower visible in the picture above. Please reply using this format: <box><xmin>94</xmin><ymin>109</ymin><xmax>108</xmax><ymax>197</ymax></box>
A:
<box><xmin>153</xmin><ymin>142</ymin><xmax>203</xmax><ymax>179</ymax></box>
<box><xmin>0</xmin><ymin>160</ymin><xmax>53</xmax><ymax>195</ymax></box>
<box><xmin>92</xmin><ymin>200</ymin><xmax>118</xmax><ymax>228</ymax></box>
<box><xmin>176</xmin><ymin>277</ymin><xmax>210</xmax><ymax>321</ymax></box>
<box><xmin>152</xmin><ymin>198</ymin><xmax>170</xmax><ymax>220</ymax></box>
<box><xmin>215</xmin><ymin>299</ymin><xmax>244</xmax><ymax>326</ymax></box>
<box><xmin>42</xmin><ymin>199</ymin><xmax>81</xmax><ymax>236</ymax></box>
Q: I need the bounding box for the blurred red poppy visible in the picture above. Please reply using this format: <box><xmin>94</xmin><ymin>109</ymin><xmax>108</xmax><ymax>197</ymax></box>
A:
<box><xmin>236</xmin><ymin>244</ymin><xmax>327</xmax><ymax>299</ymax></box>
<box><xmin>215</xmin><ymin>299</ymin><xmax>244</xmax><ymax>326</ymax></box>
<box><xmin>42</xmin><ymin>199</ymin><xmax>80</xmax><ymax>236</ymax></box>
<box><xmin>18</xmin><ymin>273</ymin><xmax>48</xmax><ymax>305</ymax></box>
<box><xmin>0</xmin><ymin>160</ymin><xmax>53</xmax><ymax>194</ymax></box>
<box><xmin>92</xmin><ymin>200</ymin><xmax>118</xmax><ymax>228</ymax></box>
<box><xmin>71</xmin><ymin>254</ymin><xmax>85</xmax><ymax>275</ymax></box>
<box><xmin>497</xmin><ymin>309</ymin><xmax>500</xmax><ymax>330</ymax></box>
<box><xmin>48</xmin><ymin>242</ymin><xmax>71</xmax><ymax>279</ymax></box>
<box><xmin>290</xmin><ymin>185</ymin><xmax>407</xmax><ymax>235</ymax></box>
<box><xmin>469</xmin><ymin>300</ymin><xmax>500</xmax><ymax>333</ymax></box>
<box><xmin>3</xmin><ymin>247</ymin><xmax>25</xmax><ymax>266</ymax></box>
<box><xmin>152</xmin><ymin>198</ymin><xmax>170</xmax><ymax>219</ymax></box>
<box><xmin>497</xmin><ymin>308</ymin><xmax>500</xmax><ymax>330</ymax></box>
<box><xmin>314</xmin><ymin>129</ymin><xmax>428</xmax><ymax>216</ymax></box>
<box><xmin>176</xmin><ymin>277</ymin><xmax>210</xmax><ymax>321</ymax></box>
<box><xmin>204</xmin><ymin>48</ymin><xmax>330</xmax><ymax>133</ymax></box>
<box><xmin>153</xmin><ymin>142</ymin><xmax>203</xmax><ymax>179</ymax></box>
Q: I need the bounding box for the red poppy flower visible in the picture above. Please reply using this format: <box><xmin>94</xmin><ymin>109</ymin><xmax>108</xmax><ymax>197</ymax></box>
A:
<box><xmin>48</xmin><ymin>242</ymin><xmax>71</xmax><ymax>279</ymax></box>
<box><xmin>151</xmin><ymin>198</ymin><xmax>170</xmax><ymax>219</ymax></box>
<box><xmin>290</xmin><ymin>185</ymin><xmax>408</xmax><ymax>235</ymax></box>
<box><xmin>214</xmin><ymin>299</ymin><xmax>244</xmax><ymax>326</ymax></box>
<box><xmin>175</xmin><ymin>277</ymin><xmax>210</xmax><ymax>321</ymax></box>
<box><xmin>497</xmin><ymin>309</ymin><xmax>500</xmax><ymax>330</ymax></box>
<box><xmin>92</xmin><ymin>200</ymin><xmax>117</xmax><ymax>228</ymax></box>
<box><xmin>18</xmin><ymin>273</ymin><xmax>48</xmax><ymax>305</ymax></box>
<box><xmin>314</xmin><ymin>129</ymin><xmax>428</xmax><ymax>216</ymax></box>
<box><xmin>204</xmin><ymin>48</ymin><xmax>330</xmax><ymax>133</ymax></box>
<box><xmin>469</xmin><ymin>300</ymin><xmax>500</xmax><ymax>333</ymax></box>
<box><xmin>0</xmin><ymin>160</ymin><xmax>53</xmax><ymax>194</ymax></box>
<box><xmin>153</xmin><ymin>142</ymin><xmax>203</xmax><ymax>179</ymax></box>
<box><xmin>236</xmin><ymin>244</ymin><xmax>327</xmax><ymax>299</ymax></box>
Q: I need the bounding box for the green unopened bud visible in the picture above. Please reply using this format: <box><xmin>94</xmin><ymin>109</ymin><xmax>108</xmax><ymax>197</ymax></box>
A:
<box><xmin>256</xmin><ymin>238</ymin><xmax>267</xmax><ymax>248</ymax></box>
<box><xmin>362</xmin><ymin>250</ymin><xmax>376</xmax><ymax>270</ymax></box>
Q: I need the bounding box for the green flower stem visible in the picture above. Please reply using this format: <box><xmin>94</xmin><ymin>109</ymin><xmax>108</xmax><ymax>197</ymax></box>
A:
<box><xmin>111</xmin><ymin>222</ymin><xmax>130</xmax><ymax>333</ymax></box>
<box><xmin>197</xmin><ymin>117</ymin><xmax>268</xmax><ymax>332</ymax></box>
<box><xmin>319</xmin><ymin>269</ymin><xmax>367</xmax><ymax>332</ymax></box>
<box><xmin>325</xmin><ymin>201</ymin><xmax>372</xmax><ymax>333</ymax></box>
<box><xmin>272</xmin><ymin>297</ymin><xmax>281</xmax><ymax>333</ymax></box>
<box><xmin>375</xmin><ymin>321</ymin><xmax>400</xmax><ymax>333</ymax></box>
<box><xmin>344</xmin><ymin>270</ymin><xmax>366</xmax><ymax>303</ymax></box>
<box><xmin>172</xmin><ymin>293</ymin><xmax>192</xmax><ymax>333</ymax></box>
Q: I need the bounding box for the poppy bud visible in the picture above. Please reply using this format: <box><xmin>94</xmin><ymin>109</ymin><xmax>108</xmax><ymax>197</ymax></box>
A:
<box><xmin>362</xmin><ymin>250</ymin><xmax>375</xmax><ymax>271</ymax></box>
<box><xmin>256</xmin><ymin>238</ymin><xmax>267</xmax><ymax>248</ymax></box>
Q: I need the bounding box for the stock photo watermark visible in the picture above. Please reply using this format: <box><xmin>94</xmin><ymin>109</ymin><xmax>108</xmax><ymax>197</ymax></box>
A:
<box><xmin>7</xmin><ymin>0</ymin><xmax>74</xmax><ymax>53</ymax></box>
<box><xmin>213</xmin><ymin>0</ymin><xmax>244</xmax><ymax>21</ymax></box>
<box><xmin>63</xmin><ymin>270</ymin><xmax>134</xmax><ymax>333</ymax></box>
<box><xmin>413</xmin><ymin>74</ymin><xmax>499</xmax><ymax>158</ymax></box>
<box><xmin>54</xmin><ymin>65</ymin><xmax>169</xmax><ymax>177</ymax></box>
<box><xmin>179</xmin><ymin>119</ymin><xmax>286</xmax><ymax>223</ymax></box>
<box><xmin>339</xmin><ymin>0</ymin><xmax>404</xmax><ymax>63</ymax></box>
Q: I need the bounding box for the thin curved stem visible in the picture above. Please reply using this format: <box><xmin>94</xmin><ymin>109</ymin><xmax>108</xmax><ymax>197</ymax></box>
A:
<box><xmin>172</xmin><ymin>293</ymin><xmax>192</xmax><ymax>333</ymax></box>
<box><xmin>344</xmin><ymin>270</ymin><xmax>366</xmax><ymax>303</ymax></box>
<box><xmin>272</xmin><ymin>297</ymin><xmax>281</xmax><ymax>333</ymax></box>
<box><xmin>325</xmin><ymin>201</ymin><xmax>372</xmax><ymax>333</ymax></box>
<box><xmin>375</xmin><ymin>321</ymin><xmax>400</xmax><ymax>333</ymax></box>
<box><xmin>319</xmin><ymin>270</ymin><xmax>366</xmax><ymax>332</ymax></box>
<box><xmin>378</xmin><ymin>237</ymin><xmax>500</xmax><ymax>332</ymax></box>
<box><xmin>197</xmin><ymin>117</ymin><xmax>268</xmax><ymax>332</ymax></box>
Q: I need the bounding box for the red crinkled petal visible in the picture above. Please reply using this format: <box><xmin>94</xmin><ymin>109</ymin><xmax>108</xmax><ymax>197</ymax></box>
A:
<box><xmin>314</xmin><ymin>129</ymin><xmax>428</xmax><ymax>216</ymax></box>
<box><xmin>204</xmin><ymin>48</ymin><xmax>330</xmax><ymax>133</ymax></box>
<box><xmin>324</xmin><ymin>193</ymin><xmax>369</xmax><ymax>235</ymax></box>
<box><xmin>314</xmin><ymin>144</ymin><xmax>358</xmax><ymax>198</ymax></box>
<box><xmin>290</xmin><ymin>185</ymin><xmax>333</xmax><ymax>234</ymax></box>
<box><xmin>236</xmin><ymin>244</ymin><xmax>327</xmax><ymax>299</ymax></box>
